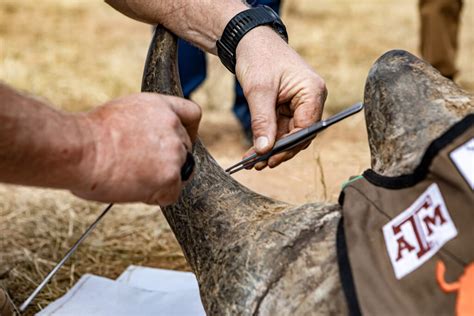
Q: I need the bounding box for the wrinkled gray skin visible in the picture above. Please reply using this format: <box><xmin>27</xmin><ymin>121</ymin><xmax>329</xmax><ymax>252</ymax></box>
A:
<box><xmin>365</xmin><ymin>50</ymin><xmax>474</xmax><ymax>176</ymax></box>
<box><xmin>143</xmin><ymin>27</ymin><xmax>473</xmax><ymax>315</ymax></box>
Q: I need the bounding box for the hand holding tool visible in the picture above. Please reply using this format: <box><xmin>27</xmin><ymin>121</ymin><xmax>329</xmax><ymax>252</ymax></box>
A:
<box><xmin>19</xmin><ymin>153</ymin><xmax>195</xmax><ymax>313</ymax></box>
<box><xmin>226</xmin><ymin>102</ymin><xmax>364</xmax><ymax>174</ymax></box>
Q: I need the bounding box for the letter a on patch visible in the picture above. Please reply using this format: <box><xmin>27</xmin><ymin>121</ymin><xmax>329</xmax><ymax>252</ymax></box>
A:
<box><xmin>383</xmin><ymin>184</ymin><xmax>457</xmax><ymax>279</ymax></box>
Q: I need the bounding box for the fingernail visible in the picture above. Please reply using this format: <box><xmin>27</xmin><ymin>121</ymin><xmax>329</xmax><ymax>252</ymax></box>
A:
<box><xmin>255</xmin><ymin>161</ymin><xmax>267</xmax><ymax>170</ymax></box>
<box><xmin>255</xmin><ymin>136</ymin><xmax>269</xmax><ymax>151</ymax></box>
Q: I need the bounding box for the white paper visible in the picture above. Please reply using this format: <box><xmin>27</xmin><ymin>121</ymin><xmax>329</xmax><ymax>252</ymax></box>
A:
<box><xmin>382</xmin><ymin>183</ymin><xmax>457</xmax><ymax>279</ymax></box>
<box><xmin>450</xmin><ymin>137</ymin><xmax>474</xmax><ymax>189</ymax></box>
<box><xmin>37</xmin><ymin>272</ymin><xmax>205</xmax><ymax>316</ymax></box>
<box><xmin>117</xmin><ymin>265</ymin><xmax>200</xmax><ymax>293</ymax></box>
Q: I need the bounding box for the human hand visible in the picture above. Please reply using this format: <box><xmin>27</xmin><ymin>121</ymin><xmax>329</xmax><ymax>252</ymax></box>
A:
<box><xmin>73</xmin><ymin>93</ymin><xmax>201</xmax><ymax>205</ymax></box>
<box><xmin>235</xmin><ymin>26</ymin><xmax>327</xmax><ymax>170</ymax></box>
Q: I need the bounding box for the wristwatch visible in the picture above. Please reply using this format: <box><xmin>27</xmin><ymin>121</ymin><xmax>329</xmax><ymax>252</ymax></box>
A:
<box><xmin>217</xmin><ymin>5</ymin><xmax>289</xmax><ymax>74</ymax></box>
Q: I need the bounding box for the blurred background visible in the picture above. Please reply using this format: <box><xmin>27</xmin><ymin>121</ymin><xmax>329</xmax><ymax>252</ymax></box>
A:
<box><xmin>0</xmin><ymin>0</ymin><xmax>472</xmax><ymax>313</ymax></box>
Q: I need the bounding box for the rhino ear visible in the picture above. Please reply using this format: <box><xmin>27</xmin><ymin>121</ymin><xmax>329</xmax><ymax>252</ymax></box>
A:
<box><xmin>364</xmin><ymin>50</ymin><xmax>473</xmax><ymax>177</ymax></box>
<box><xmin>141</xmin><ymin>26</ymin><xmax>183</xmax><ymax>97</ymax></box>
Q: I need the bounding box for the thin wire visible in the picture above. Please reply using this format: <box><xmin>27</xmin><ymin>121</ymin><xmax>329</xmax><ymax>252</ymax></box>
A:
<box><xmin>19</xmin><ymin>203</ymin><xmax>115</xmax><ymax>313</ymax></box>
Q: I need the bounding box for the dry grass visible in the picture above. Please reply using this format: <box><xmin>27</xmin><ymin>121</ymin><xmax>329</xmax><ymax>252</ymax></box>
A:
<box><xmin>0</xmin><ymin>0</ymin><xmax>473</xmax><ymax>314</ymax></box>
<box><xmin>0</xmin><ymin>187</ymin><xmax>187</xmax><ymax>315</ymax></box>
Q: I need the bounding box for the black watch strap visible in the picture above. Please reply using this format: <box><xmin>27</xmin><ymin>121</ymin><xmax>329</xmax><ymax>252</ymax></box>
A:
<box><xmin>217</xmin><ymin>5</ymin><xmax>288</xmax><ymax>74</ymax></box>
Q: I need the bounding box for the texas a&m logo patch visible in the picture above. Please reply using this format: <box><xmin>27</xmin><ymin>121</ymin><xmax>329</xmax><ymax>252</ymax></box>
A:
<box><xmin>383</xmin><ymin>183</ymin><xmax>457</xmax><ymax>279</ymax></box>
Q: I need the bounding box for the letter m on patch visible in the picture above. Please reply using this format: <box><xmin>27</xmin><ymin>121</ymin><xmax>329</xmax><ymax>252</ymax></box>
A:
<box><xmin>382</xmin><ymin>183</ymin><xmax>458</xmax><ymax>279</ymax></box>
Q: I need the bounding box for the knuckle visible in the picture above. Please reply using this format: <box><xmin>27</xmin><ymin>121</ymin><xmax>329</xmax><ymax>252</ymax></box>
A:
<box><xmin>243</xmin><ymin>80</ymin><xmax>272</xmax><ymax>97</ymax></box>
<box><xmin>138</xmin><ymin>93</ymin><xmax>163</xmax><ymax>109</ymax></box>
<box><xmin>311</xmin><ymin>76</ymin><xmax>328</xmax><ymax>101</ymax></box>
<box><xmin>146</xmin><ymin>92</ymin><xmax>163</xmax><ymax>102</ymax></box>
<box><xmin>170</xmin><ymin>136</ymin><xmax>187</xmax><ymax>156</ymax></box>
<box><xmin>313</xmin><ymin>75</ymin><xmax>326</xmax><ymax>90</ymax></box>
<box><xmin>167</xmin><ymin>114</ymin><xmax>181</xmax><ymax>129</ymax></box>
<box><xmin>169</xmin><ymin>138</ymin><xmax>184</xmax><ymax>152</ymax></box>
<box><xmin>161</xmin><ymin>138</ymin><xmax>186</xmax><ymax>163</ymax></box>
<box><xmin>251</xmin><ymin>115</ymin><xmax>270</xmax><ymax>131</ymax></box>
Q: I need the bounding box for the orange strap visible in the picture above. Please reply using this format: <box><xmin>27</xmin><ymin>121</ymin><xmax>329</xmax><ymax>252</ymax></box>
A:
<box><xmin>436</xmin><ymin>260</ymin><xmax>474</xmax><ymax>316</ymax></box>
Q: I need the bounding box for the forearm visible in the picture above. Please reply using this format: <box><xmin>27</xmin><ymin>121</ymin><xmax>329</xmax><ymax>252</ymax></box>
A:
<box><xmin>0</xmin><ymin>83</ymin><xmax>93</xmax><ymax>191</ymax></box>
<box><xmin>105</xmin><ymin>0</ymin><xmax>248</xmax><ymax>53</ymax></box>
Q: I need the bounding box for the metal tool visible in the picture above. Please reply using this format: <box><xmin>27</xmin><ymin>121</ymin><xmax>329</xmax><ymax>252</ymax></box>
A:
<box><xmin>19</xmin><ymin>153</ymin><xmax>195</xmax><ymax>313</ymax></box>
<box><xmin>225</xmin><ymin>102</ymin><xmax>364</xmax><ymax>174</ymax></box>
<box><xmin>19</xmin><ymin>203</ymin><xmax>114</xmax><ymax>312</ymax></box>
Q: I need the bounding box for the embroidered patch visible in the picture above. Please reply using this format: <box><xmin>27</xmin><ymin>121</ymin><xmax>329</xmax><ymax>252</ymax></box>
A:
<box><xmin>382</xmin><ymin>183</ymin><xmax>458</xmax><ymax>279</ymax></box>
<box><xmin>450</xmin><ymin>138</ymin><xmax>474</xmax><ymax>190</ymax></box>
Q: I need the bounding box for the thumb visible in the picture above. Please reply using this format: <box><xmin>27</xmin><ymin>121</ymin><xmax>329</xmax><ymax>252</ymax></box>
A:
<box><xmin>245</xmin><ymin>85</ymin><xmax>278</xmax><ymax>154</ymax></box>
<box><xmin>164</xmin><ymin>95</ymin><xmax>202</xmax><ymax>143</ymax></box>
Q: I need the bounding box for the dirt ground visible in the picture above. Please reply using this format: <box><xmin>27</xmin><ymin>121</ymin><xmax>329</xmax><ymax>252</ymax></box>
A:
<box><xmin>0</xmin><ymin>0</ymin><xmax>473</xmax><ymax>314</ymax></box>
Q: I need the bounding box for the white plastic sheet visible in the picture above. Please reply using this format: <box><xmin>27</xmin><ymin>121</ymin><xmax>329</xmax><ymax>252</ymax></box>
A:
<box><xmin>37</xmin><ymin>267</ymin><xmax>205</xmax><ymax>316</ymax></box>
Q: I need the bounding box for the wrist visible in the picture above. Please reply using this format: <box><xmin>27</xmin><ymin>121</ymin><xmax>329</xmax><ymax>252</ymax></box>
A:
<box><xmin>191</xmin><ymin>0</ymin><xmax>248</xmax><ymax>54</ymax></box>
<box><xmin>217</xmin><ymin>5</ymin><xmax>288</xmax><ymax>73</ymax></box>
<box><xmin>207</xmin><ymin>1</ymin><xmax>249</xmax><ymax>50</ymax></box>
<box><xmin>68</xmin><ymin>113</ymin><xmax>102</xmax><ymax>194</ymax></box>
<box><xmin>161</xmin><ymin>0</ymin><xmax>248</xmax><ymax>54</ymax></box>
<box><xmin>21</xmin><ymin>111</ymin><xmax>98</xmax><ymax>192</ymax></box>
<box><xmin>235</xmin><ymin>25</ymin><xmax>288</xmax><ymax>77</ymax></box>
